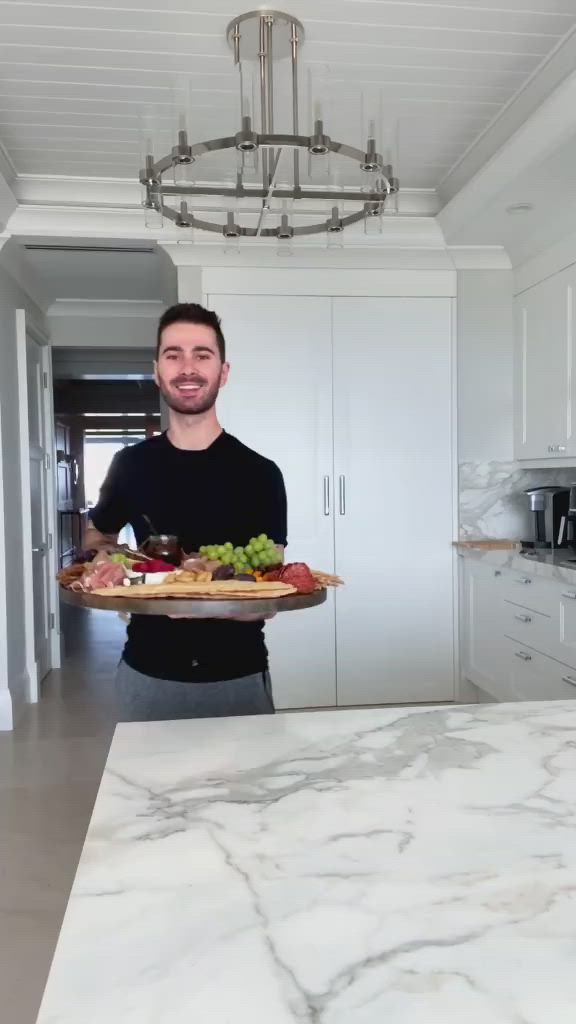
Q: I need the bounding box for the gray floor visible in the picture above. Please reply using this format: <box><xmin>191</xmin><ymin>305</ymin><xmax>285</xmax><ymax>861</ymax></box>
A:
<box><xmin>0</xmin><ymin>607</ymin><xmax>122</xmax><ymax>1024</ymax></box>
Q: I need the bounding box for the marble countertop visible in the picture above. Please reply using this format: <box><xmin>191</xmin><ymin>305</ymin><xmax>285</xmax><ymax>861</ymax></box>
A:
<box><xmin>456</xmin><ymin>543</ymin><xmax>576</xmax><ymax>585</ymax></box>
<box><xmin>36</xmin><ymin>701</ymin><xmax>576</xmax><ymax>1024</ymax></box>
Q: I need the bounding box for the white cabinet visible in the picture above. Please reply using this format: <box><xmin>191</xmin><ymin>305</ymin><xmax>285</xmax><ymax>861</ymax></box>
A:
<box><xmin>212</xmin><ymin>292</ymin><xmax>455</xmax><ymax>710</ymax></box>
<box><xmin>514</xmin><ymin>266</ymin><xmax>576</xmax><ymax>461</ymax></box>
<box><xmin>332</xmin><ymin>298</ymin><xmax>455</xmax><ymax>705</ymax></box>
<box><xmin>502</xmin><ymin>639</ymin><xmax>576</xmax><ymax>701</ymax></box>
<box><xmin>462</xmin><ymin>556</ymin><xmax>576</xmax><ymax>702</ymax></box>
<box><xmin>462</xmin><ymin>561</ymin><xmax>511</xmax><ymax>700</ymax></box>
<box><xmin>213</xmin><ymin>295</ymin><xmax>337</xmax><ymax>711</ymax></box>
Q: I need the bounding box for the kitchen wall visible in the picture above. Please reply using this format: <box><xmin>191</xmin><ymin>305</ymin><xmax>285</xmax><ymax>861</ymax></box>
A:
<box><xmin>0</xmin><ymin>262</ymin><xmax>47</xmax><ymax>727</ymax></box>
<box><xmin>457</xmin><ymin>268</ymin><xmax>574</xmax><ymax>540</ymax></box>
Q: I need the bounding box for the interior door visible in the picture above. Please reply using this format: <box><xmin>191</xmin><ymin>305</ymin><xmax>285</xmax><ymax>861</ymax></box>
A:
<box><xmin>26</xmin><ymin>334</ymin><xmax>51</xmax><ymax>687</ymax></box>
<box><xmin>332</xmin><ymin>297</ymin><xmax>455</xmax><ymax>705</ymax></box>
<box><xmin>209</xmin><ymin>294</ymin><xmax>336</xmax><ymax>709</ymax></box>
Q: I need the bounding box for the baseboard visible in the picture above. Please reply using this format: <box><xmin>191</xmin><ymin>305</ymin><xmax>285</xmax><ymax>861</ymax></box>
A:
<box><xmin>0</xmin><ymin>685</ymin><xmax>14</xmax><ymax>730</ymax></box>
<box><xmin>0</xmin><ymin>670</ymin><xmax>30</xmax><ymax>730</ymax></box>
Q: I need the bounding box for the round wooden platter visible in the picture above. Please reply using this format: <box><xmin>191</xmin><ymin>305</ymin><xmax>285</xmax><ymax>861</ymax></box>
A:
<box><xmin>60</xmin><ymin>585</ymin><xmax>327</xmax><ymax>617</ymax></box>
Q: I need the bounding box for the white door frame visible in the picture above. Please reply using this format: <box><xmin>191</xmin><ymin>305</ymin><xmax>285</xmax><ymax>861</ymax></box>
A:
<box><xmin>15</xmin><ymin>309</ymin><xmax>59</xmax><ymax>703</ymax></box>
<box><xmin>0</xmin><ymin>394</ymin><xmax>13</xmax><ymax>729</ymax></box>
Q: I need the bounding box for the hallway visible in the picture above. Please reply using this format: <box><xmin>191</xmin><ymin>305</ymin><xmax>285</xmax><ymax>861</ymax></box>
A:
<box><xmin>0</xmin><ymin>607</ymin><xmax>123</xmax><ymax>1024</ymax></box>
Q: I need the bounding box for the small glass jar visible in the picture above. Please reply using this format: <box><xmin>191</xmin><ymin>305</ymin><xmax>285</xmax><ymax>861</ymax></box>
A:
<box><xmin>142</xmin><ymin>534</ymin><xmax>182</xmax><ymax>566</ymax></box>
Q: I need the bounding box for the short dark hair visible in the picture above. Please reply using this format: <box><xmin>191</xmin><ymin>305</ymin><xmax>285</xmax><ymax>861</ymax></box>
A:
<box><xmin>156</xmin><ymin>303</ymin><xmax>226</xmax><ymax>361</ymax></box>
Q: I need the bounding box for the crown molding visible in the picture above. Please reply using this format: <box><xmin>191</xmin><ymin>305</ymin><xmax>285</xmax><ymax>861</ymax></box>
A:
<box><xmin>447</xmin><ymin>246</ymin><xmax>512</xmax><ymax>270</ymax></box>
<box><xmin>0</xmin><ymin>157</ymin><xmax>17</xmax><ymax>234</ymax></box>
<box><xmin>6</xmin><ymin>201</ymin><xmax>446</xmax><ymax>251</ymax></box>
<box><xmin>438</xmin><ymin>63</ymin><xmax>576</xmax><ymax>245</ymax></box>
<box><xmin>12</xmin><ymin>174</ymin><xmax>439</xmax><ymax>217</ymax></box>
<box><xmin>513</xmin><ymin>227</ymin><xmax>576</xmax><ymax>295</ymax></box>
<box><xmin>47</xmin><ymin>298</ymin><xmax>166</xmax><ymax>319</ymax></box>
<box><xmin>439</xmin><ymin>27</ymin><xmax>576</xmax><ymax>206</ymax></box>
<box><xmin>0</xmin><ymin>235</ymin><xmax>48</xmax><ymax>311</ymax></box>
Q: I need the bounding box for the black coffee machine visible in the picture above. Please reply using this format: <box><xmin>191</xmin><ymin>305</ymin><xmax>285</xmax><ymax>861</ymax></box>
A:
<box><xmin>524</xmin><ymin>486</ymin><xmax>570</xmax><ymax>549</ymax></box>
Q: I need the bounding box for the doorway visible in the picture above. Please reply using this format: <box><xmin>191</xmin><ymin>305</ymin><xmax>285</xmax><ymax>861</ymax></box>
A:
<box><xmin>52</xmin><ymin>371</ymin><xmax>160</xmax><ymax>566</ymax></box>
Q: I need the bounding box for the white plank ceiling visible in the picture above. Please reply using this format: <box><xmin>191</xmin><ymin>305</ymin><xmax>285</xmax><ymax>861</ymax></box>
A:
<box><xmin>0</xmin><ymin>0</ymin><xmax>575</xmax><ymax>190</ymax></box>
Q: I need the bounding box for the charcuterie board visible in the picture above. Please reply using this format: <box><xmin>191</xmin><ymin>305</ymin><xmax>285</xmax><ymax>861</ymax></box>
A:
<box><xmin>60</xmin><ymin>585</ymin><xmax>327</xmax><ymax>617</ymax></box>
<box><xmin>57</xmin><ymin>532</ymin><xmax>342</xmax><ymax>618</ymax></box>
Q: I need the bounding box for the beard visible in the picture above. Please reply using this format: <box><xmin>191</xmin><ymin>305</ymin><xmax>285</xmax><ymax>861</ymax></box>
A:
<box><xmin>157</xmin><ymin>373</ymin><xmax>222</xmax><ymax>416</ymax></box>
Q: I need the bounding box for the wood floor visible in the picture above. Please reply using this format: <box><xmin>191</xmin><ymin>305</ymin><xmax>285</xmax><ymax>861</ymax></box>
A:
<box><xmin>0</xmin><ymin>606</ymin><xmax>123</xmax><ymax>1024</ymax></box>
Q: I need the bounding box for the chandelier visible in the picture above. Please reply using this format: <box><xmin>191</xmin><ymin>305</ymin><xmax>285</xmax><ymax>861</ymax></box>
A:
<box><xmin>139</xmin><ymin>9</ymin><xmax>399</xmax><ymax>245</ymax></box>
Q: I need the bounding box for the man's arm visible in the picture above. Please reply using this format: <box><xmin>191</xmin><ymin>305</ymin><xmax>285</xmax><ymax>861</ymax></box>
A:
<box><xmin>85</xmin><ymin>450</ymin><xmax>130</xmax><ymax>553</ymax></box>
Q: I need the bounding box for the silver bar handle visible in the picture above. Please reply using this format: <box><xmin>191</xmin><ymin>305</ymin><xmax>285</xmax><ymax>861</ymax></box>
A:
<box><xmin>515</xmin><ymin>614</ymin><xmax>532</xmax><ymax>623</ymax></box>
<box><xmin>515</xmin><ymin>651</ymin><xmax>532</xmax><ymax>661</ymax></box>
<box><xmin>323</xmin><ymin>476</ymin><xmax>330</xmax><ymax>516</ymax></box>
<box><xmin>562</xmin><ymin>592</ymin><xmax>576</xmax><ymax>600</ymax></box>
<box><xmin>561</xmin><ymin>675</ymin><xmax>576</xmax><ymax>687</ymax></box>
<box><xmin>339</xmin><ymin>475</ymin><xmax>346</xmax><ymax>516</ymax></box>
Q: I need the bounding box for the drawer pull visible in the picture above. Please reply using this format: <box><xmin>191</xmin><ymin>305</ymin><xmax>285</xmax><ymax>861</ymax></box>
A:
<box><xmin>515</xmin><ymin>614</ymin><xmax>532</xmax><ymax>623</ymax></box>
<box><xmin>515</xmin><ymin>651</ymin><xmax>532</xmax><ymax>662</ymax></box>
<box><xmin>561</xmin><ymin>675</ymin><xmax>576</xmax><ymax>687</ymax></box>
<box><xmin>516</xmin><ymin>578</ymin><xmax>532</xmax><ymax>585</ymax></box>
<box><xmin>562</xmin><ymin>592</ymin><xmax>576</xmax><ymax>600</ymax></box>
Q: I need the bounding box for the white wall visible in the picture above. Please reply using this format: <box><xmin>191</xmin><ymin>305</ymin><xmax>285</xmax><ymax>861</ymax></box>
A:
<box><xmin>0</xmin><ymin>264</ymin><xmax>47</xmax><ymax>727</ymax></box>
<box><xmin>457</xmin><ymin>269</ymin><xmax>515</xmax><ymax>463</ymax></box>
<box><xmin>48</xmin><ymin>313</ymin><xmax>159</xmax><ymax>349</ymax></box>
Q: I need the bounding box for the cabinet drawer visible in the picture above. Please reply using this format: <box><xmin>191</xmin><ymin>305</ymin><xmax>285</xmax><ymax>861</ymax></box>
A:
<box><xmin>501</xmin><ymin>571</ymin><xmax>558</xmax><ymax>616</ymax></box>
<box><xmin>502</xmin><ymin>638</ymin><xmax>576</xmax><ymax>701</ymax></box>
<box><xmin>502</xmin><ymin>600</ymin><xmax>552</xmax><ymax>650</ymax></box>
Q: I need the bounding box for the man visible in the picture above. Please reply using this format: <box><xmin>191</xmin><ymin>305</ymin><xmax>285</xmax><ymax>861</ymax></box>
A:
<box><xmin>85</xmin><ymin>303</ymin><xmax>287</xmax><ymax>721</ymax></box>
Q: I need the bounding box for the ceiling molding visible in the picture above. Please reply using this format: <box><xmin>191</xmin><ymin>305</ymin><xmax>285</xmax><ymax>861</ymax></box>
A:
<box><xmin>6</xmin><ymin>201</ymin><xmax>444</xmax><ymax>250</ymax></box>
<box><xmin>0</xmin><ymin>235</ymin><xmax>48</xmax><ymax>310</ymax></box>
<box><xmin>13</xmin><ymin>175</ymin><xmax>142</xmax><ymax>208</ymax></box>
<box><xmin>47</xmin><ymin>298</ymin><xmax>166</xmax><ymax>319</ymax></box>
<box><xmin>13</xmin><ymin>175</ymin><xmax>439</xmax><ymax>215</ymax></box>
<box><xmin>0</xmin><ymin>169</ymin><xmax>17</xmax><ymax>235</ymax></box>
<box><xmin>439</xmin><ymin>26</ymin><xmax>576</xmax><ymax>205</ymax></box>
<box><xmin>438</xmin><ymin>65</ymin><xmax>576</xmax><ymax>244</ymax></box>
<box><xmin>513</xmin><ymin>227</ymin><xmax>576</xmax><ymax>295</ymax></box>
<box><xmin>447</xmin><ymin>246</ymin><xmax>511</xmax><ymax>270</ymax></box>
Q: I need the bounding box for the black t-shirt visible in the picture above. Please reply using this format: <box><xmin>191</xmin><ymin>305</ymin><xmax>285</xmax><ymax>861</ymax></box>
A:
<box><xmin>90</xmin><ymin>431</ymin><xmax>287</xmax><ymax>682</ymax></box>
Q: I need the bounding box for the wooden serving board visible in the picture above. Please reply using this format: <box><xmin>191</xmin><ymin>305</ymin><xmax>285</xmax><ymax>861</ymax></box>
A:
<box><xmin>59</xmin><ymin>585</ymin><xmax>326</xmax><ymax>617</ymax></box>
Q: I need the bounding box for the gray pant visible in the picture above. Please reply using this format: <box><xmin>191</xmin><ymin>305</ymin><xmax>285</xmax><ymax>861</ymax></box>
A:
<box><xmin>115</xmin><ymin>659</ymin><xmax>274</xmax><ymax>722</ymax></box>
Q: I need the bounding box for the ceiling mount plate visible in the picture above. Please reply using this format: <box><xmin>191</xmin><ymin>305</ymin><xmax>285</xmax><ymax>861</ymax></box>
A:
<box><xmin>226</xmin><ymin>9</ymin><xmax>305</xmax><ymax>61</ymax></box>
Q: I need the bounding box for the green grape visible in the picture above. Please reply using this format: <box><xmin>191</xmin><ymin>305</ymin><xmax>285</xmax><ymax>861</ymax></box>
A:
<box><xmin>234</xmin><ymin>546</ymin><xmax>244</xmax><ymax>557</ymax></box>
<box><xmin>225</xmin><ymin>542</ymin><xmax>233</xmax><ymax>551</ymax></box>
<box><xmin>258</xmin><ymin>533</ymin><xmax>268</xmax><ymax>543</ymax></box>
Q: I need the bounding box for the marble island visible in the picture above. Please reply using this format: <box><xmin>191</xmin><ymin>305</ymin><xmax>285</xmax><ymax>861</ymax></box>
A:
<box><xmin>37</xmin><ymin>701</ymin><xmax>576</xmax><ymax>1024</ymax></box>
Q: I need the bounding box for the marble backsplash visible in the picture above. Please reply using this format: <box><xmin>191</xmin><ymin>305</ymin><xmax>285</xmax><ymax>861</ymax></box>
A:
<box><xmin>459</xmin><ymin>461</ymin><xmax>576</xmax><ymax>541</ymax></box>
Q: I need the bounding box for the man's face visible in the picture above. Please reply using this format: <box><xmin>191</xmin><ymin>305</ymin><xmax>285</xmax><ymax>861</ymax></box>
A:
<box><xmin>154</xmin><ymin>322</ymin><xmax>229</xmax><ymax>415</ymax></box>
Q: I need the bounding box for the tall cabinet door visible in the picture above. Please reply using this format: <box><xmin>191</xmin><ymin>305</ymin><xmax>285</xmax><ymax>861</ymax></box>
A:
<box><xmin>514</xmin><ymin>268</ymin><xmax>573</xmax><ymax>460</ymax></box>
<box><xmin>209</xmin><ymin>294</ymin><xmax>336</xmax><ymax>710</ymax></box>
<box><xmin>332</xmin><ymin>297</ymin><xmax>455</xmax><ymax>705</ymax></box>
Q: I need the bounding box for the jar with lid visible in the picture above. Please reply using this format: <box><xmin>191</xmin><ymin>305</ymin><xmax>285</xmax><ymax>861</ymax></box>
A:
<box><xmin>141</xmin><ymin>534</ymin><xmax>182</xmax><ymax>566</ymax></box>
